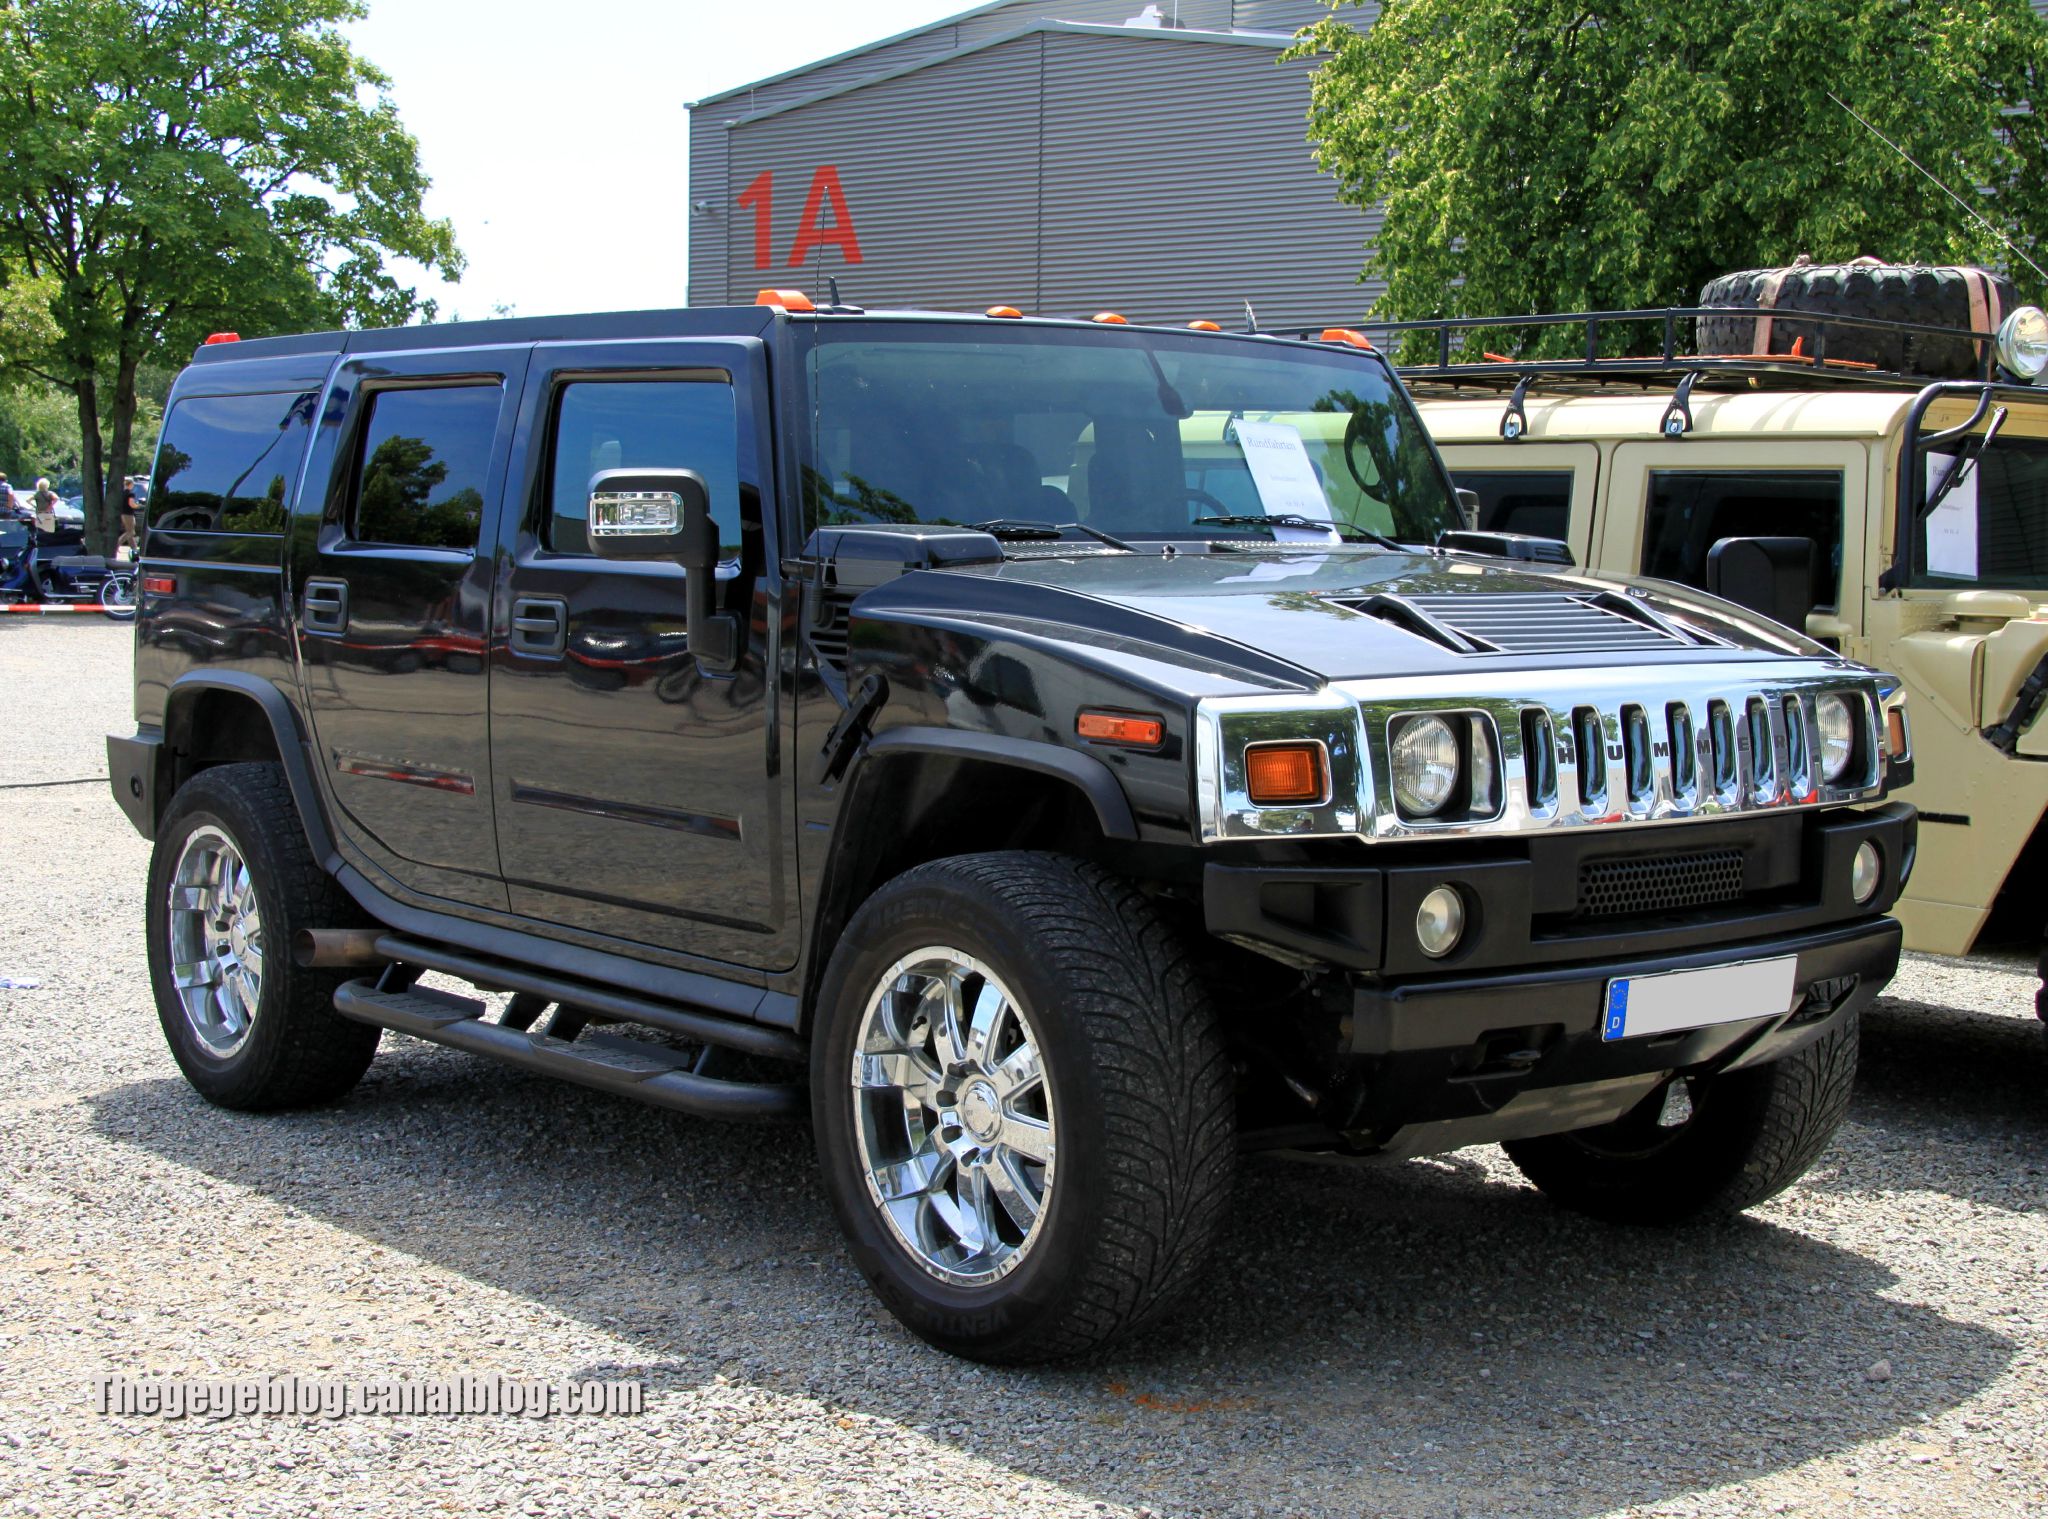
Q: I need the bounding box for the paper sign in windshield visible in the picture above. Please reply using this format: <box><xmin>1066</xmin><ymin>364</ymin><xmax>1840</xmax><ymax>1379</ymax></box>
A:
<box><xmin>1232</xmin><ymin>421</ymin><xmax>1341</xmax><ymax>543</ymax></box>
<box><xmin>1924</xmin><ymin>455</ymin><xmax>1980</xmax><ymax>579</ymax></box>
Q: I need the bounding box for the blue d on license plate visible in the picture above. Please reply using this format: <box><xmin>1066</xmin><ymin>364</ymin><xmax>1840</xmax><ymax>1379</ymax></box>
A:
<box><xmin>1601</xmin><ymin>957</ymin><xmax>1798</xmax><ymax>1042</ymax></box>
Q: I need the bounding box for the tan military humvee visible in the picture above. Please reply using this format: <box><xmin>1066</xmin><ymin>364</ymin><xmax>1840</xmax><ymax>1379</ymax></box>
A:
<box><xmin>1402</xmin><ymin>319</ymin><xmax>2048</xmax><ymax>1013</ymax></box>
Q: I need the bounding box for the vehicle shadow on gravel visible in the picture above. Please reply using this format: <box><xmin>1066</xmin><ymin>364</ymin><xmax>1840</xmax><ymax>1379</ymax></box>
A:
<box><xmin>88</xmin><ymin>1042</ymin><xmax>2016</xmax><ymax>1519</ymax></box>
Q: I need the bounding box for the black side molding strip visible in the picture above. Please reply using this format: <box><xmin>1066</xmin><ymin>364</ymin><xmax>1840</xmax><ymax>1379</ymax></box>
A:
<box><xmin>864</xmin><ymin>726</ymin><xmax>1139</xmax><ymax>841</ymax></box>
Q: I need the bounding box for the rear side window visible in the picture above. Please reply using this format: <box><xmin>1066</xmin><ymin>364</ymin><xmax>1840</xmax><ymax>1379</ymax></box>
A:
<box><xmin>149</xmin><ymin>391</ymin><xmax>317</xmax><ymax>534</ymax></box>
<box><xmin>545</xmin><ymin>379</ymin><xmax>742</xmax><ymax>557</ymax></box>
<box><xmin>1454</xmin><ymin>470</ymin><xmax>1572</xmax><ymax>541</ymax></box>
<box><xmin>350</xmin><ymin>385</ymin><xmax>502</xmax><ymax>550</ymax></box>
<box><xmin>1641</xmin><ymin>471</ymin><xmax>1844</xmax><ymax>614</ymax></box>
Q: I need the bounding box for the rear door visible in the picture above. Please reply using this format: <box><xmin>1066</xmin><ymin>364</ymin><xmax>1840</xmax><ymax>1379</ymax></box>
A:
<box><xmin>291</xmin><ymin>345</ymin><xmax>530</xmax><ymax>910</ymax></box>
<box><xmin>1435</xmin><ymin>442</ymin><xmax>1600</xmax><ymax>564</ymax></box>
<box><xmin>486</xmin><ymin>337</ymin><xmax>794</xmax><ymax>969</ymax></box>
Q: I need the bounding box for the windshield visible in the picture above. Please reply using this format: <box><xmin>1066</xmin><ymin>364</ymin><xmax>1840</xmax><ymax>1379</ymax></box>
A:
<box><xmin>800</xmin><ymin>321</ymin><xmax>1456</xmax><ymax>545</ymax></box>
<box><xmin>1914</xmin><ymin>430</ymin><xmax>2048</xmax><ymax>589</ymax></box>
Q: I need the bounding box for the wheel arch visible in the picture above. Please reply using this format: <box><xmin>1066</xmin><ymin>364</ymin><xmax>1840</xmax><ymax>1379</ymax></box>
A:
<box><xmin>156</xmin><ymin>673</ymin><xmax>338</xmax><ymax>868</ymax></box>
<box><xmin>801</xmin><ymin>729</ymin><xmax>1141</xmax><ymax>1030</ymax></box>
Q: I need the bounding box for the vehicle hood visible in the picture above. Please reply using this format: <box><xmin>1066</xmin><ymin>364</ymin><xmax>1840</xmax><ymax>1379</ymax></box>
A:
<box><xmin>864</xmin><ymin>547</ymin><xmax>1843</xmax><ymax>691</ymax></box>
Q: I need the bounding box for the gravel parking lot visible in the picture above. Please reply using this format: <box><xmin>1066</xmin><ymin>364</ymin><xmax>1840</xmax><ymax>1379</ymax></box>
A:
<box><xmin>1</xmin><ymin>618</ymin><xmax>2043</xmax><ymax>1519</ymax></box>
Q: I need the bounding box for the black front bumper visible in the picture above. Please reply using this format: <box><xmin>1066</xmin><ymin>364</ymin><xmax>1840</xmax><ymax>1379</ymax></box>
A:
<box><xmin>1340</xmin><ymin>914</ymin><xmax>1900</xmax><ymax>1158</ymax></box>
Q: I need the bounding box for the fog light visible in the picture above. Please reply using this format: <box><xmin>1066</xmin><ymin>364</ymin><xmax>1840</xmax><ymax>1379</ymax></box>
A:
<box><xmin>1415</xmin><ymin>886</ymin><xmax>1465</xmax><ymax>958</ymax></box>
<box><xmin>1851</xmin><ymin>841</ymin><xmax>1882</xmax><ymax>905</ymax></box>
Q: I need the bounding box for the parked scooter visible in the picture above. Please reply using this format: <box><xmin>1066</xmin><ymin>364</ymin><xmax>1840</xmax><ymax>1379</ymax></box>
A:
<box><xmin>0</xmin><ymin>520</ymin><xmax>135</xmax><ymax>618</ymax></box>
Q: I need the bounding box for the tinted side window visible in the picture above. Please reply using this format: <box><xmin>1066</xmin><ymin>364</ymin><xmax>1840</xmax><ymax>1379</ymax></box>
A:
<box><xmin>1453</xmin><ymin>470</ymin><xmax>1572</xmax><ymax>541</ymax></box>
<box><xmin>149</xmin><ymin>391</ymin><xmax>317</xmax><ymax>534</ymax></box>
<box><xmin>1641</xmin><ymin>471</ymin><xmax>1843</xmax><ymax>613</ymax></box>
<box><xmin>350</xmin><ymin>386</ymin><xmax>501</xmax><ymax>550</ymax></box>
<box><xmin>547</xmin><ymin>380</ymin><xmax>742</xmax><ymax>557</ymax></box>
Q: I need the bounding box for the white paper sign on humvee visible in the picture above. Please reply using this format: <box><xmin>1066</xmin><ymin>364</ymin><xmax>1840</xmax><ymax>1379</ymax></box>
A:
<box><xmin>1394</xmin><ymin>261</ymin><xmax>2048</xmax><ymax>1029</ymax></box>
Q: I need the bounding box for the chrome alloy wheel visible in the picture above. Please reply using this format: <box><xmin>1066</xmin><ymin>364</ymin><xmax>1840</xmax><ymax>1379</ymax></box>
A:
<box><xmin>166</xmin><ymin>826</ymin><xmax>265</xmax><ymax>1059</ymax></box>
<box><xmin>850</xmin><ymin>948</ymin><xmax>1056</xmax><ymax>1286</ymax></box>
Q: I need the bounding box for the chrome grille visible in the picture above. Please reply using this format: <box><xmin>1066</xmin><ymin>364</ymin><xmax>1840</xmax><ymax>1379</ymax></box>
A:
<box><xmin>1196</xmin><ymin>662</ymin><xmax>1891</xmax><ymax>844</ymax></box>
<box><xmin>1396</xmin><ymin>591</ymin><xmax>1696</xmax><ymax>656</ymax></box>
<box><xmin>1574</xmin><ymin>849</ymin><xmax>1745</xmax><ymax>919</ymax></box>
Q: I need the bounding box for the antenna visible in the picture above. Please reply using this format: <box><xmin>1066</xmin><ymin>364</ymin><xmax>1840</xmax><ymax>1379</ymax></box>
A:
<box><xmin>1826</xmin><ymin>91</ymin><xmax>2048</xmax><ymax>285</ymax></box>
<box><xmin>1243</xmin><ymin>299</ymin><xmax>1260</xmax><ymax>335</ymax></box>
<box><xmin>827</xmin><ymin>275</ymin><xmax>842</xmax><ymax>307</ymax></box>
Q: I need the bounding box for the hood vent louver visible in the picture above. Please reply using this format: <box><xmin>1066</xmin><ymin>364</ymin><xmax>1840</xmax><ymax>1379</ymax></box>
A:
<box><xmin>1335</xmin><ymin>590</ymin><xmax>1711</xmax><ymax>657</ymax></box>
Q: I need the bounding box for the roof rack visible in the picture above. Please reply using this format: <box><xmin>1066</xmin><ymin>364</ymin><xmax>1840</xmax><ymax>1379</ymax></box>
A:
<box><xmin>1302</xmin><ymin>305</ymin><xmax>2017</xmax><ymax>403</ymax></box>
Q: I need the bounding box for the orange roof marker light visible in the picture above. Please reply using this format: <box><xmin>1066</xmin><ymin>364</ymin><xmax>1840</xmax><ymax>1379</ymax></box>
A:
<box><xmin>203</xmin><ymin>332</ymin><xmax>240</xmax><ymax>345</ymax></box>
<box><xmin>1091</xmin><ymin>312</ymin><xmax>1129</xmax><ymax>325</ymax></box>
<box><xmin>1187</xmin><ymin>320</ymin><xmax>1223</xmax><ymax>332</ymax></box>
<box><xmin>986</xmin><ymin>305</ymin><xmax>1024</xmax><ymax>319</ymax></box>
<box><xmin>1320</xmin><ymin>328</ymin><xmax>1374</xmax><ymax>350</ymax></box>
<box><xmin>755</xmin><ymin>289</ymin><xmax>815</xmax><ymax>312</ymax></box>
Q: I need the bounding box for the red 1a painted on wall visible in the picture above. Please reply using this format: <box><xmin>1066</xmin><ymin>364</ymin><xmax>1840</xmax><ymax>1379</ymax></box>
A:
<box><xmin>736</xmin><ymin>166</ymin><xmax>864</xmax><ymax>269</ymax></box>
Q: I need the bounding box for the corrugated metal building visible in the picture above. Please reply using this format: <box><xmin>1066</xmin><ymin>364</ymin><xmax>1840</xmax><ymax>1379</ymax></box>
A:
<box><xmin>685</xmin><ymin>1</ymin><xmax>1374</xmax><ymax>330</ymax></box>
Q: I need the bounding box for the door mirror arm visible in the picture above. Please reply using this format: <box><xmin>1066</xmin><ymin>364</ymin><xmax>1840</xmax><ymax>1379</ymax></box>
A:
<box><xmin>587</xmin><ymin>467</ymin><xmax>740</xmax><ymax>674</ymax></box>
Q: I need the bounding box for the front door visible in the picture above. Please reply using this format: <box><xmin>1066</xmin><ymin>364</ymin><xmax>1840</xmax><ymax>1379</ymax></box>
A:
<box><xmin>292</xmin><ymin>345</ymin><xmax>531</xmax><ymax>910</ymax></box>
<box><xmin>487</xmin><ymin>337</ymin><xmax>793</xmax><ymax>969</ymax></box>
<box><xmin>1438</xmin><ymin>441</ymin><xmax>1601</xmax><ymax>565</ymax></box>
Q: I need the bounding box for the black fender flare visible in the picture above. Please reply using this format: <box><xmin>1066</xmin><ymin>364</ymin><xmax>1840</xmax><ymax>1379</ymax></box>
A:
<box><xmin>861</xmin><ymin>725</ymin><xmax>1139</xmax><ymax>841</ymax></box>
<box><xmin>159</xmin><ymin>670</ymin><xmax>341</xmax><ymax>869</ymax></box>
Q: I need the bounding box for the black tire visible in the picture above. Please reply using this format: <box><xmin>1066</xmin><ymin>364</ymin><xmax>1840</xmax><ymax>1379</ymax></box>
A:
<box><xmin>1697</xmin><ymin>260</ymin><xmax>2014</xmax><ymax>379</ymax></box>
<box><xmin>811</xmin><ymin>851</ymin><xmax>1234</xmax><ymax>1363</ymax></box>
<box><xmin>1503</xmin><ymin>1013</ymin><xmax>1860</xmax><ymax>1226</ymax></box>
<box><xmin>146</xmin><ymin>762</ymin><xmax>380</xmax><ymax>1110</ymax></box>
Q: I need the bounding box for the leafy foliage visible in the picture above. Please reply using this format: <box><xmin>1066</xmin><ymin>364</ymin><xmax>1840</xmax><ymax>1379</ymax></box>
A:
<box><xmin>1290</xmin><ymin>0</ymin><xmax>2048</xmax><ymax>357</ymax></box>
<box><xmin>0</xmin><ymin>0</ymin><xmax>461</xmax><ymax>545</ymax></box>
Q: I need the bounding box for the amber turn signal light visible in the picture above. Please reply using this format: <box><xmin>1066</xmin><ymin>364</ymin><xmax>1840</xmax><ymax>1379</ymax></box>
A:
<box><xmin>1244</xmin><ymin>741</ymin><xmax>1327</xmax><ymax>806</ymax></box>
<box><xmin>1886</xmin><ymin>707</ymin><xmax>1909</xmax><ymax>760</ymax></box>
<box><xmin>1077</xmin><ymin>710</ymin><xmax>1164</xmax><ymax>748</ymax></box>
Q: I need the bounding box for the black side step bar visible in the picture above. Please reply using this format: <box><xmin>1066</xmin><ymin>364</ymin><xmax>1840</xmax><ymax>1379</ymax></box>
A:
<box><xmin>370</xmin><ymin>933</ymin><xmax>804</xmax><ymax>1063</ymax></box>
<box><xmin>332</xmin><ymin>980</ymin><xmax>804</xmax><ymax>1121</ymax></box>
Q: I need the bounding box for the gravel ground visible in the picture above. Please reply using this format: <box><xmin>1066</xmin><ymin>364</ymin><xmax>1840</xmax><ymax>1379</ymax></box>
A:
<box><xmin>1</xmin><ymin>618</ymin><xmax>2043</xmax><ymax>1519</ymax></box>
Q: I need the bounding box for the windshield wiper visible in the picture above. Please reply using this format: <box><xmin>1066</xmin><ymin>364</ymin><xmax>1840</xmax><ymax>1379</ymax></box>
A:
<box><xmin>1192</xmin><ymin>513</ymin><xmax>1402</xmax><ymax>550</ymax></box>
<box><xmin>968</xmin><ymin>518</ymin><xmax>1136</xmax><ymax>552</ymax></box>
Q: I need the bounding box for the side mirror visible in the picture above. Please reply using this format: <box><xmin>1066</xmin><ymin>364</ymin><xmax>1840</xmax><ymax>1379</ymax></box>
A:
<box><xmin>1705</xmin><ymin>536</ymin><xmax>1814</xmax><ymax>632</ymax></box>
<box><xmin>1453</xmin><ymin>486</ymin><xmax>1480</xmax><ymax>530</ymax></box>
<box><xmin>587</xmin><ymin>468</ymin><xmax>738</xmax><ymax>672</ymax></box>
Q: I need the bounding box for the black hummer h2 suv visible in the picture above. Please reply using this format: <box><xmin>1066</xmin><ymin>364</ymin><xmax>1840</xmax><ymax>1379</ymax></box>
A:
<box><xmin>112</xmin><ymin>294</ymin><xmax>1916</xmax><ymax>1362</ymax></box>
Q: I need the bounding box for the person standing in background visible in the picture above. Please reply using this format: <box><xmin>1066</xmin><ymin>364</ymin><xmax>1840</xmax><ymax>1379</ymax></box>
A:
<box><xmin>118</xmin><ymin>477</ymin><xmax>140</xmax><ymax>559</ymax></box>
<box><xmin>0</xmin><ymin>473</ymin><xmax>14</xmax><ymax>518</ymax></box>
<box><xmin>30</xmin><ymin>478</ymin><xmax>58</xmax><ymax>535</ymax></box>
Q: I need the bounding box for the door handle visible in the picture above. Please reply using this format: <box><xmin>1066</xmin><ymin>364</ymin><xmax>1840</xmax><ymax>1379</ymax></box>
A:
<box><xmin>303</xmin><ymin>578</ymin><xmax>349</xmax><ymax>634</ymax></box>
<box><xmin>510</xmin><ymin>596</ymin><xmax>567</xmax><ymax>658</ymax></box>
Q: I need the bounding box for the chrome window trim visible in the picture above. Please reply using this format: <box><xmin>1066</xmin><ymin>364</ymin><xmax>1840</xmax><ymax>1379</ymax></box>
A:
<box><xmin>1194</xmin><ymin>660</ymin><xmax>1891</xmax><ymax>844</ymax></box>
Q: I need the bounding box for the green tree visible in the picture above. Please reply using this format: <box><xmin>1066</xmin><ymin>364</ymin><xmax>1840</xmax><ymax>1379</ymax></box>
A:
<box><xmin>0</xmin><ymin>0</ymin><xmax>461</xmax><ymax>550</ymax></box>
<box><xmin>1291</xmin><ymin>0</ymin><xmax>2048</xmax><ymax>356</ymax></box>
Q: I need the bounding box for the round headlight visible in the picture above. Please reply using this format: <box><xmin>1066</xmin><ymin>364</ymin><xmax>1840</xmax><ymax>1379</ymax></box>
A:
<box><xmin>1392</xmin><ymin>715</ymin><xmax>1460</xmax><ymax>816</ymax></box>
<box><xmin>1995</xmin><ymin>305</ymin><xmax>2048</xmax><ymax>381</ymax></box>
<box><xmin>1816</xmin><ymin>693</ymin><xmax>1857</xmax><ymax>782</ymax></box>
<box><xmin>1415</xmin><ymin>886</ymin><xmax>1466</xmax><ymax>958</ymax></box>
<box><xmin>1851</xmin><ymin>840</ymin><xmax>1882</xmax><ymax>905</ymax></box>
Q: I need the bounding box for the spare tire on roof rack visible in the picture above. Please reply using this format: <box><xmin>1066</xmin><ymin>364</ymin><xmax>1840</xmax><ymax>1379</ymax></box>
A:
<box><xmin>1696</xmin><ymin>255</ymin><xmax>2014</xmax><ymax>379</ymax></box>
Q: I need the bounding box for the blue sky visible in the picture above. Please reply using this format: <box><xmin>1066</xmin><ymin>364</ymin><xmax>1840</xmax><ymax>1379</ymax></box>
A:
<box><xmin>344</xmin><ymin>0</ymin><xmax>971</xmax><ymax>319</ymax></box>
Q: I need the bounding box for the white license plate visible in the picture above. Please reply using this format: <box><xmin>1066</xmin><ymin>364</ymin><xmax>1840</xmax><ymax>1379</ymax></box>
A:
<box><xmin>1600</xmin><ymin>956</ymin><xmax>1798</xmax><ymax>1042</ymax></box>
